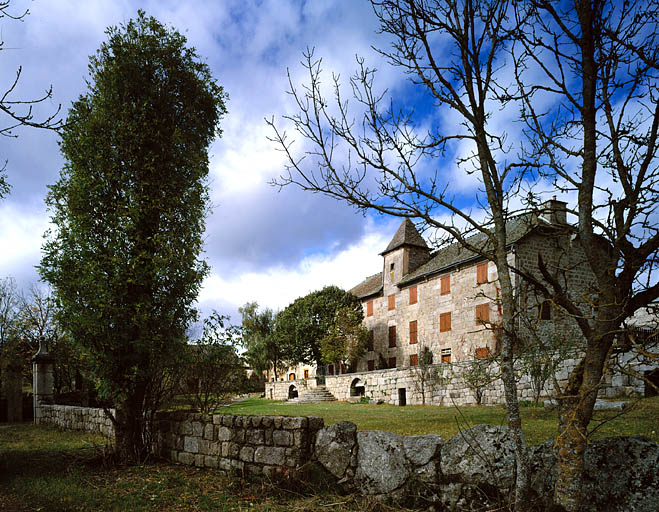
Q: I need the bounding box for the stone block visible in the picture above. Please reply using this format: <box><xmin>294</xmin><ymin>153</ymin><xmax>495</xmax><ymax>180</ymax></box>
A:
<box><xmin>250</xmin><ymin>416</ymin><xmax>262</xmax><ymax>428</ymax></box>
<box><xmin>212</xmin><ymin>414</ymin><xmax>224</xmax><ymax>425</ymax></box>
<box><xmin>261</xmin><ymin>416</ymin><xmax>274</xmax><ymax>428</ymax></box>
<box><xmin>239</xmin><ymin>446</ymin><xmax>254</xmax><ymax>462</ymax></box>
<box><xmin>198</xmin><ymin>439</ymin><xmax>210</xmax><ymax>455</ymax></box>
<box><xmin>253</xmin><ymin>446</ymin><xmax>286</xmax><ymax>465</ymax></box>
<box><xmin>184</xmin><ymin>436</ymin><xmax>199</xmax><ymax>454</ymax></box>
<box><xmin>216</xmin><ymin>426</ymin><xmax>231</xmax><ymax>441</ymax></box>
<box><xmin>308</xmin><ymin>416</ymin><xmax>324</xmax><ymax>430</ymax></box>
<box><xmin>205</xmin><ymin>455</ymin><xmax>219</xmax><ymax>468</ymax></box>
<box><xmin>204</xmin><ymin>423</ymin><xmax>215</xmax><ymax>440</ymax></box>
<box><xmin>194</xmin><ymin>454</ymin><xmax>205</xmax><ymax>467</ymax></box>
<box><xmin>282</xmin><ymin>417</ymin><xmax>307</xmax><ymax>429</ymax></box>
<box><xmin>178</xmin><ymin>452</ymin><xmax>195</xmax><ymax>465</ymax></box>
<box><xmin>222</xmin><ymin>415</ymin><xmax>234</xmax><ymax>427</ymax></box>
<box><xmin>247</xmin><ymin>429</ymin><xmax>265</xmax><ymax>445</ymax></box>
<box><xmin>209</xmin><ymin>442</ymin><xmax>220</xmax><ymax>456</ymax></box>
<box><xmin>192</xmin><ymin>422</ymin><xmax>204</xmax><ymax>437</ymax></box>
<box><xmin>232</xmin><ymin>429</ymin><xmax>245</xmax><ymax>443</ymax></box>
<box><xmin>272</xmin><ymin>430</ymin><xmax>292</xmax><ymax>447</ymax></box>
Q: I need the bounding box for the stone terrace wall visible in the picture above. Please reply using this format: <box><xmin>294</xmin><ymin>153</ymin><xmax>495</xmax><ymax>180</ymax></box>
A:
<box><xmin>267</xmin><ymin>378</ymin><xmax>317</xmax><ymax>401</ymax></box>
<box><xmin>39</xmin><ymin>404</ymin><xmax>115</xmax><ymax>437</ymax></box>
<box><xmin>152</xmin><ymin>412</ymin><xmax>324</xmax><ymax>476</ymax></box>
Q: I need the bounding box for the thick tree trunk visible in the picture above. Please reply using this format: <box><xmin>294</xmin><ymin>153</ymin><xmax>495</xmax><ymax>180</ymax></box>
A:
<box><xmin>113</xmin><ymin>385</ymin><xmax>148</xmax><ymax>464</ymax></box>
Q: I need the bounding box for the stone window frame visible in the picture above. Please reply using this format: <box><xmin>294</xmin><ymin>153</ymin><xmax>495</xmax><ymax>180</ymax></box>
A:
<box><xmin>440</xmin><ymin>312</ymin><xmax>451</xmax><ymax>332</ymax></box>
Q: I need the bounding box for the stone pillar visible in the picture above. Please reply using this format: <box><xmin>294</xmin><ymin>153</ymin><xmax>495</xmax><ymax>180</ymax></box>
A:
<box><xmin>32</xmin><ymin>337</ymin><xmax>55</xmax><ymax>424</ymax></box>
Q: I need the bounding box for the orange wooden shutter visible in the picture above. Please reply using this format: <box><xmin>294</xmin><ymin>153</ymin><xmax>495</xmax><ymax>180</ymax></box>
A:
<box><xmin>476</xmin><ymin>303</ymin><xmax>490</xmax><ymax>324</ymax></box>
<box><xmin>440</xmin><ymin>275</ymin><xmax>450</xmax><ymax>295</ymax></box>
<box><xmin>409</xmin><ymin>320</ymin><xmax>418</xmax><ymax>344</ymax></box>
<box><xmin>477</xmin><ymin>261</ymin><xmax>488</xmax><ymax>284</ymax></box>
<box><xmin>388</xmin><ymin>357</ymin><xmax>397</xmax><ymax>368</ymax></box>
<box><xmin>409</xmin><ymin>354</ymin><xmax>419</xmax><ymax>366</ymax></box>
<box><xmin>388</xmin><ymin>294</ymin><xmax>396</xmax><ymax>310</ymax></box>
<box><xmin>367</xmin><ymin>300</ymin><xmax>374</xmax><ymax>316</ymax></box>
<box><xmin>475</xmin><ymin>347</ymin><xmax>489</xmax><ymax>359</ymax></box>
<box><xmin>388</xmin><ymin>325</ymin><xmax>397</xmax><ymax>347</ymax></box>
<box><xmin>409</xmin><ymin>285</ymin><xmax>417</xmax><ymax>304</ymax></box>
<box><xmin>440</xmin><ymin>312</ymin><xmax>452</xmax><ymax>332</ymax></box>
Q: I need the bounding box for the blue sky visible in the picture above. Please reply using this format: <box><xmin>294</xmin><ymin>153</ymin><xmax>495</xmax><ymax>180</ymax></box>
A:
<box><xmin>1</xmin><ymin>0</ymin><xmax>413</xmax><ymax>321</ymax></box>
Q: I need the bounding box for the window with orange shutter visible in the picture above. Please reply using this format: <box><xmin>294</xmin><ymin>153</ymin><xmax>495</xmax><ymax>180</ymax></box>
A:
<box><xmin>440</xmin><ymin>275</ymin><xmax>450</xmax><ymax>295</ymax></box>
<box><xmin>476</xmin><ymin>303</ymin><xmax>490</xmax><ymax>324</ymax></box>
<box><xmin>367</xmin><ymin>330</ymin><xmax>374</xmax><ymax>351</ymax></box>
<box><xmin>304</xmin><ymin>369</ymin><xmax>309</xmax><ymax>379</ymax></box>
<box><xmin>367</xmin><ymin>300</ymin><xmax>373</xmax><ymax>317</ymax></box>
<box><xmin>475</xmin><ymin>347</ymin><xmax>489</xmax><ymax>359</ymax></box>
<box><xmin>440</xmin><ymin>312</ymin><xmax>452</xmax><ymax>332</ymax></box>
<box><xmin>409</xmin><ymin>320</ymin><xmax>418</xmax><ymax>344</ymax></box>
<box><xmin>477</xmin><ymin>261</ymin><xmax>488</xmax><ymax>284</ymax></box>
<box><xmin>388</xmin><ymin>325</ymin><xmax>397</xmax><ymax>347</ymax></box>
<box><xmin>388</xmin><ymin>294</ymin><xmax>396</xmax><ymax>310</ymax></box>
<box><xmin>441</xmin><ymin>348</ymin><xmax>451</xmax><ymax>363</ymax></box>
<box><xmin>409</xmin><ymin>285</ymin><xmax>417</xmax><ymax>305</ymax></box>
<box><xmin>409</xmin><ymin>354</ymin><xmax>419</xmax><ymax>366</ymax></box>
<box><xmin>388</xmin><ymin>357</ymin><xmax>397</xmax><ymax>368</ymax></box>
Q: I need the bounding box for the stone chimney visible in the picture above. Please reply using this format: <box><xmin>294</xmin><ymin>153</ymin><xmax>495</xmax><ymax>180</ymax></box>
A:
<box><xmin>540</xmin><ymin>197</ymin><xmax>567</xmax><ymax>225</ymax></box>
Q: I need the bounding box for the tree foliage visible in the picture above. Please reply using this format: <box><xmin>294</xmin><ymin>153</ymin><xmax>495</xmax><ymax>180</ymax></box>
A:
<box><xmin>184</xmin><ymin>311</ymin><xmax>245</xmax><ymax>414</ymax></box>
<box><xmin>39</xmin><ymin>11</ymin><xmax>227</xmax><ymax>463</ymax></box>
<box><xmin>275</xmin><ymin>285</ymin><xmax>363</xmax><ymax>367</ymax></box>
<box><xmin>239</xmin><ymin>301</ymin><xmax>285</xmax><ymax>381</ymax></box>
<box><xmin>319</xmin><ymin>305</ymin><xmax>369</xmax><ymax>372</ymax></box>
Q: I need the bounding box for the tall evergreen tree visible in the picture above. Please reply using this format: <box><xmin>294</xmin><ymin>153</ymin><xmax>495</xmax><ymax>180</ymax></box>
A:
<box><xmin>40</xmin><ymin>11</ymin><xmax>227</xmax><ymax>463</ymax></box>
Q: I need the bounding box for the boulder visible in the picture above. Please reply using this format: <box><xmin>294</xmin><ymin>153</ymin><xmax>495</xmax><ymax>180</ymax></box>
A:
<box><xmin>530</xmin><ymin>436</ymin><xmax>659</xmax><ymax>512</ymax></box>
<box><xmin>403</xmin><ymin>434</ymin><xmax>443</xmax><ymax>466</ymax></box>
<box><xmin>313</xmin><ymin>421</ymin><xmax>357</xmax><ymax>480</ymax></box>
<box><xmin>354</xmin><ymin>430</ymin><xmax>409</xmax><ymax>495</ymax></box>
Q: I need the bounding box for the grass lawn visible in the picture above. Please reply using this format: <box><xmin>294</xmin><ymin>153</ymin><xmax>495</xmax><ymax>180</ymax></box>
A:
<box><xmin>222</xmin><ymin>396</ymin><xmax>659</xmax><ymax>446</ymax></box>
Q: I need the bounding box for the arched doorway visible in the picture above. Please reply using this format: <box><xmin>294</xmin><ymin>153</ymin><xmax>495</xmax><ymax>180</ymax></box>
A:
<box><xmin>288</xmin><ymin>384</ymin><xmax>298</xmax><ymax>400</ymax></box>
<box><xmin>350</xmin><ymin>378</ymin><xmax>365</xmax><ymax>397</ymax></box>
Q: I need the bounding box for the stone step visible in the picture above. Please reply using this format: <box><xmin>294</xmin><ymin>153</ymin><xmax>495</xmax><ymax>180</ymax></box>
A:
<box><xmin>288</xmin><ymin>386</ymin><xmax>337</xmax><ymax>403</ymax></box>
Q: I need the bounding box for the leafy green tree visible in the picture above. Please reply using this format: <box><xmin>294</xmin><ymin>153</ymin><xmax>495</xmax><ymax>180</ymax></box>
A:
<box><xmin>184</xmin><ymin>311</ymin><xmax>244</xmax><ymax>414</ymax></box>
<box><xmin>239</xmin><ymin>302</ymin><xmax>287</xmax><ymax>381</ymax></box>
<box><xmin>275</xmin><ymin>286</ymin><xmax>363</xmax><ymax>367</ymax></box>
<box><xmin>39</xmin><ymin>11</ymin><xmax>227</xmax><ymax>463</ymax></box>
<box><xmin>319</xmin><ymin>305</ymin><xmax>368</xmax><ymax>372</ymax></box>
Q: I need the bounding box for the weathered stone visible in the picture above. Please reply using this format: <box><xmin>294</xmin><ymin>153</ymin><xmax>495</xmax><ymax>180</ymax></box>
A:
<box><xmin>212</xmin><ymin>414</ymin><xmax>223</xmax><ymax>425</ymax></box>
<box><xmin>178</xmin><ymin>452</ymin><xmax>195</xmax><ymax>465</ymax></box>
<box><xmin>246</xmin><ymin>429</ymin><xmax>264</xmax><ymax>445</ymax></box>
<box><xmin>403</xmin><ymin>434</ymin><xmax>443</xmax><ymax>466</ymax></box>
<box><xmin>355</xmin><ymin>430</ymin><xmax>408</xmax><ymax>494</ymax></box>
<box><xmin>272</xmin><ymin>430</ymin><xmax>292</xmax><ymax>447</ymax></box>
<box><xmin>197</xmin><ymin>439</ymin><xmax>210</xmax><ymax>455</ymax></box>
<box><xmin>239</xmin><ymin>446</ymin><xmax>254</xmax><ymax>462</ymax></box>
<box><xmin>254</xmin><ymin>446</ymin><xmax>286</xmax><ymax>465</ymax></box>
<box><xmin>216</xmin><ymin>426</ymin><xmax>231</xmax><ymax>442</ymax></box>
<box><xmin>192</xmin><ymin>422</ymin><xmax>204</xmax><ymax>437</ymax></box>
<box><xmin>440</xmin><ymin>425</ymin><xmax>516</xmax><ymax>491</ymax></box>
<box><xmin>283</xmin><ymin>417</ymin><xmax>307</xmax><ymax>429</ymax></box>
<box><xmin>221</xmin><ymin>415</ymin><xmax>234</xmax><ymax>427</ymax></box>
<box><xmin>308</xmin><ymin>416</ymin><xmax>324</xmax><ymax>431</ymax></box>
<box><xmin>204</xmin><ymin>455</ymin><xmax>219</xmax><ymax>468</ymax></box>
<box><xmin>314</xmin><ymin>421</ymin><xmax>357</xmax><ymax>479</ymax></box>
<box><xmin>183</xmin><ymin>436</ymin><xmax>199</xmax><ymax>454</ymax></box>
<box><xmin>204</xmin><ymin>423</ymin><xmax>214</xmax><ymax>440</ymax></box>
<box><xmin>194</xmin><ymin>454</ymin><xmax>205</xmax><ymax>467</ymax></box>
<box><xmin>529</xmin><ymin>436</ymin><xmax>659</xmax><ymax>512</ymax></box>
<box><xmin>261</xmin><ymin>416</ymin><xmax>274</xmax><ymax>428</ymax></box>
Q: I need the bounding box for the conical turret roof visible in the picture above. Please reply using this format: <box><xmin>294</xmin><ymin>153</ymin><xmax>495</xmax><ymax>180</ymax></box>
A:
<box><xmin>381</xmin><ymin>218</ymin><xmax>429</xmax><ymax>255</ymax></box>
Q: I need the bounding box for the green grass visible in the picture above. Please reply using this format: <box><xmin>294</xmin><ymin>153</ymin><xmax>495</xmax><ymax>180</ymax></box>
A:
<box><xmin>222</xmin><ymin>396</ymin><xmax>659</xmax><ymax>446</ymax></box>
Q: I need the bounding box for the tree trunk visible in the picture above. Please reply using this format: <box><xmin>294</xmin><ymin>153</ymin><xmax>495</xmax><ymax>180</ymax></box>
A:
<box><xmin>6</xmin><ymin>368</ymin><xmax>23</xmax><ymax>423</ymax></box>
<box><xmin>113</xmin><ymin>385</ymin><xmax>148</xmax><ymax>464</ymax></box>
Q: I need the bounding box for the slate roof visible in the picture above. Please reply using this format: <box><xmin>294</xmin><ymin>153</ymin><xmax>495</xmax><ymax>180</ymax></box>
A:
<box><xmin>349</xmin><ymin>272</ymin><xmax>383</xmax><ymax>299</ymax></box>
<box><xmin>381</xmin><ymin>218</ymin><xmax>429</xmax><ymax>255</ymax></box>
<box><xmin>398</xmin><ymin>214</ymin><xmax>542</xmax><ymax>286</ymax></box>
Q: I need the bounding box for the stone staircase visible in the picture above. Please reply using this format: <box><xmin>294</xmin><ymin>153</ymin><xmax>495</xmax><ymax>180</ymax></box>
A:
<box><xmin>289</xmin><ymin>386</ymin><xmax>337</xmax><ymax>403</ymax></box>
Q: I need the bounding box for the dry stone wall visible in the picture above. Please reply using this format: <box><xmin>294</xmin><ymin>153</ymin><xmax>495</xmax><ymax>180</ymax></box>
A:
<box><xmin>152</xmin><ymin>411</ymin><xmax>324</xmax><ymax>476</ymax></box>
<box><xmin>38</xmin><ymin>404</ymin><xmax>115</xmax><ymax>437</ymax></box>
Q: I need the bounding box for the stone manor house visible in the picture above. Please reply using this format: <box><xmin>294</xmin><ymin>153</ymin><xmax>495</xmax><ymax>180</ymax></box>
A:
<box><xmin>268</xmin><ymin>200</ymin><xmax>658</xmax><ymax>404</ymax></box>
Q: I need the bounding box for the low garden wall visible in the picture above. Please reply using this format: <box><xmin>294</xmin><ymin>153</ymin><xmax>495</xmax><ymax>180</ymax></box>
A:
<box><xmin>38</xmin><ymin>404</ymin><xmax>115</xmax><ymax>437</ymax></box>
<box><xmin>36</xmin><ymin>405</ymin><xmax>658</xmax><ymax>510</ymax></box>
